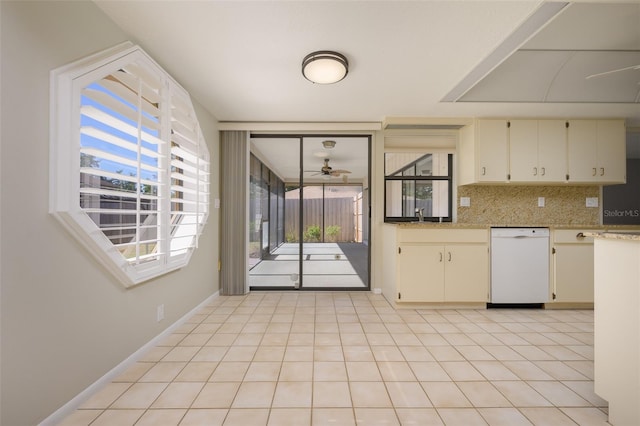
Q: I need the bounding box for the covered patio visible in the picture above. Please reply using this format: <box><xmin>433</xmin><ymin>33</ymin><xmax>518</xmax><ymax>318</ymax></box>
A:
<box><xmin>249</xmin><ymin>242</ymin><xmax>368</xmax><ymax>289</ymax></box>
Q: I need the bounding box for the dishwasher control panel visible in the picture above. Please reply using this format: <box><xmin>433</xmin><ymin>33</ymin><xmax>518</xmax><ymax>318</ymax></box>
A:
<box><xmin>490</xmin><ymin>227</ymin><xmax>550</xmax><ymax>238</ymax></box>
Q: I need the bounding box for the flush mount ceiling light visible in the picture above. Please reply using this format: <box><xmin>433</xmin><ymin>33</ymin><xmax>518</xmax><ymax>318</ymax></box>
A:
<box><xmin>322</xmin><ymin>140</ymin><xmax>336</xmax><ymax>149</ymax></box>
<box><xmin>302</xmin><ymin>51</ymin><xmax>349</xmax><ymax>84</ymax></box>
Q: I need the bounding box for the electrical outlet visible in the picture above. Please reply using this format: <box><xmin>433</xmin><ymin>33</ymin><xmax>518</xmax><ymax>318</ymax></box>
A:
<box><xmin>586</xmin><ymin>197</ymin><xmax>599</xmax><ymax>208</ymax></box>
<box><xmin>460</xmin><ymin>197</ymin><xmax>471</xmax><ymax>207</ymax></box>
<box><xmin>157</xmin><ymin>304</ymin><xmax>165</xmax><ymax>322</ymax></box>
<box><xmin>538</xmin><ymin>197</ymin><xmax>545</xmax><ymax>207</ymax></box>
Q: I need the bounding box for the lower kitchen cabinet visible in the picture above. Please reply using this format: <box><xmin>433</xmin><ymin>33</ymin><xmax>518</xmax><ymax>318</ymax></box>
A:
<box><xmin>552</xmin><ymin>229</ymin><xmax>600</xmax><ymax>304</ymax></box>
<box><xmin>397</xmin><ymin>245</ymin><xmax>444</xmax><ymax>301</ymax></box>
<box><xmin>553</xmin><ymin>245</ymin><xmax>594</xmax><ymax>303</ymax></box>
<box><xmin>397</xmin><ymin>242</ymin><xmax>488</xmax><ymax>303</ymax></box>
<box><xmin>445</xmin><ymin>245</ymin><xmax>489</xmax><ymax>302</ymax></box>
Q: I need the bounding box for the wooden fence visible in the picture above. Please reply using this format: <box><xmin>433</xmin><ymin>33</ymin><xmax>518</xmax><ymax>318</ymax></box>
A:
<box><xmin>285</xmin><ymin>197</ymin><xmax>359</xmax><ymax>243</ymax></box>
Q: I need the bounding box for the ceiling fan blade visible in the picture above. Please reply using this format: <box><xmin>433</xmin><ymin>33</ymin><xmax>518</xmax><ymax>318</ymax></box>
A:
<box><xmin>331</xmin><ymin>169</ymin><xmax>351</xmax><ymax>174</ymax></box>
<box><xmin>586</xmin><ymin>64</ymin><xmax>640</xmax><ymax>80</ymax></box>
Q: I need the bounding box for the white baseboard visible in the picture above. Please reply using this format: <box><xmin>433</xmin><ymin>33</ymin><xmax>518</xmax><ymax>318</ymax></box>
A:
<box><xmin>39</xmin><ymin>291</ymin><xmax>220</xmax><ymax>426</ymax></box>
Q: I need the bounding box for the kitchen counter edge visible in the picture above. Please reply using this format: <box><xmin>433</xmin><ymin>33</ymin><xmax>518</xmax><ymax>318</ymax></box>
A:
<box><xmin>384</xmin><ymin>223</ymin><xmax>640</xmax><ymax>231</ymax></box>
<box><xmin>584</xmin><ymin>231</ymin><xmax>640</xmax><ymax>241</ymax></box>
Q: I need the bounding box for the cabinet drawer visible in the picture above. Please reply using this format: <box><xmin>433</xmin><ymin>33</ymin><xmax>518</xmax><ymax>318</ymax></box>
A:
<box><xmin>553</xmin><ymin>229</ymin><xmax>601</xmax><ymax>244</ymax></box>
<box><xmin>398</xmin><ymin>228</ymin><xmax>488</xmax><ymax>243</ymax></box>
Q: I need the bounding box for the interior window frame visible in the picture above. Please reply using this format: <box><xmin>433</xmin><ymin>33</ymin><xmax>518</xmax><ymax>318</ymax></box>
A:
<box><xmin>384</xmin><ymin>152</ymin><xmax>453</xmax><ymax>223</ymax></box>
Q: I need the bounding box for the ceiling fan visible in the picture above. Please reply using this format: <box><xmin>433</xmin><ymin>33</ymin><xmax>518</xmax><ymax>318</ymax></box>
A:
<box><xmin>305</xmin><ymin>158</ymin><xmax>351</xmax><ymax>177</ymax></box>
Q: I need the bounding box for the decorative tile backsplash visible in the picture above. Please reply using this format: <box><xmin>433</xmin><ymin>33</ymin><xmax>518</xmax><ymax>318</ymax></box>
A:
<box><xmin>457</xmin><ymin>185</ymin><xmax>600</xmax><ymax>225</ymax></box>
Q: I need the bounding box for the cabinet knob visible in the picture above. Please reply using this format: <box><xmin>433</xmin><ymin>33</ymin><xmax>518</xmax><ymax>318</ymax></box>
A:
<box><xmin>439</xmin><ymin>252</ymin><xmax>443</xmax><ymax>262</ymax></box>
<box><xmin>541</xmin><ymin>167</ymin><xmax>546</xmax><ymax>176</ymax></box>
<box><xmin>600</xmin><ymin>168</ymin><xmax>605</xmax><ymax>176</ymax></box>
<box><xmin>576</xmin><ymin>232</ymin><xmax>585</xmax><ymax>239</ymax></box>
<box><xmin>592</xmin><ymin>168</ymin><xmax>597</xmax><ymax>176</ymax></box>
<box><xmin>533</xmin><ymin>167</ymin><xmax>538</xmax><ymax>176</ymax></box>
<box><xmin>448</xmin><ymin>252</ymin><xmax>452</xmax><ymax>262</ymax></box>
<box><xmin>481</xmin><ymin>167</ymin><xmax>486</xmax><ymax>176</ymax></box>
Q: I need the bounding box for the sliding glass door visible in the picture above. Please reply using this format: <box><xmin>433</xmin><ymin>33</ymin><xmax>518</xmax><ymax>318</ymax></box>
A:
<box><xmin>249</xmin><ymin>135</ymin><xmax>370</xmax><ymax>291</ymax></box>
<box><xmin>249</xmin><ymin>137</ymin><xmax>300</xmax><ymax>288</ymax></box>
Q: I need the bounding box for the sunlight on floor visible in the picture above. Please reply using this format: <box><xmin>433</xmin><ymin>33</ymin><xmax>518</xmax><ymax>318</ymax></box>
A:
<box><xmin>250</xmin><ymin>243</ymin><xmax>367</xmax><ymax>289</ymax></box>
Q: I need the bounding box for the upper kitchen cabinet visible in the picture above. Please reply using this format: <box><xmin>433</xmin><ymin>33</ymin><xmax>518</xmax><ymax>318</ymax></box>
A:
<box><xmin>567</xmin><ymin>120</ymin><xmax>626</xmax><ymax>184</ymax></box>
<box><xmin>459</xmin><ymin>119</ymin><xmax>509</xmax><ymax>185</ymax></box>
<box><xmin>509</xmin><ymin>120</ymin><xmax>567</xmax><ymax>183</ymax></box>
<box><xmin>460</xmin><ymin>118</ymin><xmax>626</xmax><ymax>185</ymax></box>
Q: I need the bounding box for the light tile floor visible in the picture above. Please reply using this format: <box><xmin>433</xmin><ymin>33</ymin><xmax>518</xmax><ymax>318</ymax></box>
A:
<box><xmin>59</xmin><ymin>292</ymin><xmax>608</xmax><ymax>426</ymax></box>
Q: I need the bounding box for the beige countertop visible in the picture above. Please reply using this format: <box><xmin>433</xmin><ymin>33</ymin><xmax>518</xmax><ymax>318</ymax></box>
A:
<box><xmin>385</xmin><ymin>222</ymin><xmax>640</xmax><ymax>231</ymax></box>
<box><xmin>585</xmin><ymin>231</ymin><xmax>640</xmax><ymax>241</ymax></box>
<box><xmin>386</xmin><ymin>222</ymin><xmax>487</xmax><ymax>229</ymax></box>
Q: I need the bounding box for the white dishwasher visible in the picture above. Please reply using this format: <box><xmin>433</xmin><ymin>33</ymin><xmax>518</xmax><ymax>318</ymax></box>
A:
<box><xmin>490</xmin><ymin>227</ymin><xmax>550</xmax><ymax>305</ymax></box>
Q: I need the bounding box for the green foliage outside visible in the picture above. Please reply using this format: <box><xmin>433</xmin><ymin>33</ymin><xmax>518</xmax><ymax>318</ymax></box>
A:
<box><xmin>303</xmin><ymin>225</ymin><xmax>321</xmax><ymax>242</ymax></box>
<box><xmin>285</xmin><ymin>231</ymin><xmax>297</xmax><ymax>243</ymax></box>
<box><xmin>81</xmin><ymin>152</ymin><xmax>157</xmax><ymax>195</ymax></box>
<box><xmin>325</xmin><ymin>225</ymin><xmax>341</xmax><ymax>242</ymax></box>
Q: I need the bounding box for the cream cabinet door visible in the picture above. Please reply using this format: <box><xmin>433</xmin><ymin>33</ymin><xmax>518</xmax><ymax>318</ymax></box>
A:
<box><xmin>444</xmin><ymin>245</ymin><xmax>489</xmax><ymax>302</ymax></box>
<box><xmin>537</xmin><ymin>120</ymin><xmax>567</xmax><ymax>182</ymax></box>
<box><xmin>567</xmin><ymin>120</ymin><xmax>598</xmax><ymax>182</ymax></box>
<box><xmin>509</xmin><ymin>120</ymin><xmax>538</xmax><ymax>182</ymax></box>
<box><xmin>476</xmin><ymin>119</ymin><xmax>509</xmax><ymax>182</ymax></box>
<box><xmin>596</xmin><ymin>120</ymin><xmax>626</xmax><ymax>183</ymax></box>
<box><xmin>397</xmin><ymin>245</ymin><xmax>444</xmax><ymax>302</ymax></box>
<box><xmin>510</xmin><ymin>120</ymin><xmax>567</xmax><ymax>183</ymax></box>
<box><xmin>568</xmin><ymin>120</ymin><xmax>626</xmax><ymax>184</ymax></box>
<box><xmin>554</xmin><ymin>244</ymin><xmax>594</xmax><ymax>303</ymax></box>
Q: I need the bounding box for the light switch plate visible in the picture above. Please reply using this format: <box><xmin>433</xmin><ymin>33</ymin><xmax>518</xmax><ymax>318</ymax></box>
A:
<box><xmin>538</xmin><ymin>197</ymin><xmax>545</xmax><ymax>207</ymax></box>
<box><xmin>460</xmin><ymin>197</ymin><xmax>470</xmax><ymax>207</ymax></box>
<box><xmin>586</xmin><ymin>197</ymin><xmax>599</xmax><ymax>208</ymax></box>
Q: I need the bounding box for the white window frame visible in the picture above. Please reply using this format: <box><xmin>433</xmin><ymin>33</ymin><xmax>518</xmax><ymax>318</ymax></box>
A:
<box><xmin>50</xmin><ymin>42</ymin><xmax>210</xmax><ymax>287</ymax></box>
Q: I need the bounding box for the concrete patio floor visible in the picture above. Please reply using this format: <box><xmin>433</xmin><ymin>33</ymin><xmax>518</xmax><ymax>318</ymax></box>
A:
<box><xmin>250</xmin><ymin>243</ymin><xmax>368</xmax><ymax>289</ymax></box>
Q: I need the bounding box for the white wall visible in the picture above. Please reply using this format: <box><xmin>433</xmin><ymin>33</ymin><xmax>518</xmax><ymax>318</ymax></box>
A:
<box><xmin>0</xmin><ymin>2</ymin><xmax>220</xmax><ymax>425</ymax></box>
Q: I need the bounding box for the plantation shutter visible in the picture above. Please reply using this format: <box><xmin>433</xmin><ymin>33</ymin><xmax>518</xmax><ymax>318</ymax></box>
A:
<box><xmin>52</xmin><ymin>43</ymin><xmax>211</xmax><ymax>286</ymax></box>
<box><xmin>79</xmin><ymin>61</ymin><xmax>165</xmax><ymax>264</ymax></box>
<box><xmin>168</xmin><ymin>89</ymin><xmax>210</xmax><ymax>258</ymax></box>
